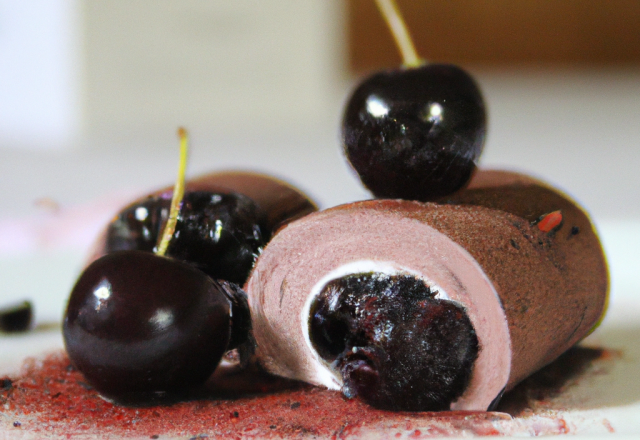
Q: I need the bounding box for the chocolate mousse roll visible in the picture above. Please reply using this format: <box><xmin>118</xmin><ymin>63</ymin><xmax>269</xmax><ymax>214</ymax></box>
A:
<box><xmin>245</xmin><ymin>170</ymin><xmax>608</xmax><ymax>412</ymax></box>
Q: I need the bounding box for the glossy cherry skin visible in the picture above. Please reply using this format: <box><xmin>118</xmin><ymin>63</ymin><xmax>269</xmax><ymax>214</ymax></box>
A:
<box><xmin>63</xmin><ymin>251</ymin><xmax>246</xmax><ymax>402</ymax></box>
<box><xmin>106</xmin><ymin>191</ymin><xmax>268</xmax><ymax>285</ymax></box>
<box><xmin>342</xmin><ymin>64</ymin><xmax>486</xmax><ymax>201</ymax></box>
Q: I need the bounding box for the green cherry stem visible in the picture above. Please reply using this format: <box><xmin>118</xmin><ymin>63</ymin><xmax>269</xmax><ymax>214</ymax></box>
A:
<box><xmin>156</xmin><ymin>127</ymin><xmax>189</xmax><ymax>257</ymax></box>
<box><xmin>374</xmin><ymin>0</ymin><xmax>424</xmax><ymax>68</ymax></box>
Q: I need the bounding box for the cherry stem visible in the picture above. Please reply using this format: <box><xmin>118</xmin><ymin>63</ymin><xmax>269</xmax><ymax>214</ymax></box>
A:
<box><xmin>374</xmin><ymin>0</ymin><xmax>423</xmax><ymax>68</ymax></box>
<box><xmin>156</xmin><ymin>127</ymin><xmax>189</xmax><ymax>257</ymax></box>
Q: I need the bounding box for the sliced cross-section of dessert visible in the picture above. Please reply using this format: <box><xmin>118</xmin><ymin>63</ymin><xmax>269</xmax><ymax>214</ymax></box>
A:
<box><xmin>245</xmin><ymin>170</ymin><xmax>608</xmax><ymax>411</ymax></box>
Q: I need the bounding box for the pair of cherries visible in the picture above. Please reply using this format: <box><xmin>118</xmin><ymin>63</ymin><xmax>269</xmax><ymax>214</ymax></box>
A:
<box><xmin>64</xmin><ymin>34</ymin><xmax>486</xmax><ymax>405</ymax></box>
<box><xmin>64</xmin><ymin>192</ymin><xmax>261</xmax><ymax>402</ymax></box>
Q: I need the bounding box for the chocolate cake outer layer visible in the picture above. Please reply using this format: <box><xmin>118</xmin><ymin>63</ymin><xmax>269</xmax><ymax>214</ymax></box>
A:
<box><xmin>324</xmin><ymin>198</ymin><xmax>606</xmax><ymax>389</ymax></box>
<box><xmin>440</xmin><ymin>169</ymin><xmax>609</xmax><ymax>387</ymax></box>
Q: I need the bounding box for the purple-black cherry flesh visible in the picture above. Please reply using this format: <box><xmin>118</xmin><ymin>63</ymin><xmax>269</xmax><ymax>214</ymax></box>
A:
<box><xmin>309</xmin><ymin>272</ymin><xmax>478</xmax><ymax>411</ymax></box>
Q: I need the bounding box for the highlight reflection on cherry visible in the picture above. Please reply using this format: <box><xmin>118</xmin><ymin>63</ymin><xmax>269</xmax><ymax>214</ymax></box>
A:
<box><xmin>63</xmin><ymin>251</ymin><xmax>250</xmax><ymax>402</ymax></box>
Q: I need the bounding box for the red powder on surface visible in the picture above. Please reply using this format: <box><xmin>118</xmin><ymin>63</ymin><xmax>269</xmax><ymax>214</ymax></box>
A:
<box><xmin>0</xmin><ymin>347</ymin><xmax>615</xmax><ymax>439</ymax></box>
<box><xmin>603</xmin><ymin>419</ymin><xmax>616</xmax><ymax>433</ymax></box>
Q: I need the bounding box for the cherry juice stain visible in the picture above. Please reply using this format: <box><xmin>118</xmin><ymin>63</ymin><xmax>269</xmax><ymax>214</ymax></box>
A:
<box><xmin>0</xmin><ymin>347</ymin><xmax>616</xmax><ymax>439</ymax></box>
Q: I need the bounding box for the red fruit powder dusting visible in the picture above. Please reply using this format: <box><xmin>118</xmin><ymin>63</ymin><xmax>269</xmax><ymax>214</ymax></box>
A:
<box><xmin>0</xmin><ymin>347</ymin><xmax>611</xmax><ymax>439</ymax></box>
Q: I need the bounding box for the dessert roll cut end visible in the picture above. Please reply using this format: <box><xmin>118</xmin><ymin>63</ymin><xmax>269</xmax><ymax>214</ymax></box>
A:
<box><xmin>246</xmin><ymin>201</ymin><xmax>512</xmax><ymax>411</ymax></box>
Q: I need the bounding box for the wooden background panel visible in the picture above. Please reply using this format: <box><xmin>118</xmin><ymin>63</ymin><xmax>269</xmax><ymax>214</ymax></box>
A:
<box><xmin>348</xmin><ymin>0</ymin><xmax>640</xmax><ymax>72</ymax></box>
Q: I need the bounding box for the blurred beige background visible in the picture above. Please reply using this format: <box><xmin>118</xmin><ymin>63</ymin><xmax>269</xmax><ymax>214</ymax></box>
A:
<box><xmin>1</xmin><ymin>0</ymin><xmax>639</xmax><ymax>220</ymax></box>
<box><xmin>1</xmin><ymin>0</ymin><xmax>345</xmax><ymax>147</ymax></box>
<box><xmin>83</xmin><ymin>1</ymin><xmax>345</xmax><ymax>139</ymax></box>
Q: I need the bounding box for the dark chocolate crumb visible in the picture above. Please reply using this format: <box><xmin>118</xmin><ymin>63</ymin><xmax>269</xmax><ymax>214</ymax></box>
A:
<box><xmin>510</xmin><ymin>239</ymin><xmax>520</xmax><ymax>250</ymax></box>
<box><xmin>13</xmin><ymin>421</ymin><xmax>21</xmax><ymax>428</ymax></box>
<box><xmin>150</xmin><ymin>436</ymin><xmax>159</xmax><ymax>439</ymax></box>
<box><xmin>290</xmin><ymin>401</ymin><xmax>301</xmax><ymax>409</ymax></box>
<box><xmin>0</xmin><ymin>378</ymin><xmax>12</xmax><ymax>390</ymax></box>
<box><xmin>51</xmin><ymin>392</ymin><xmax>62</xmax><ymax>399</ymax></box>
<box><xmin>0</xmin><ymin>300</ymin><xmax>32</xmax><ymax>333</ymax></box>
<box><xmin>270</xmin><ymin>425</ymin><xmax>277</xmax><ymax>429</ymax></box>
<box><xmin>231</xmin><ymin>411</ymin><xmax>239</xmax><ymax>418</ymax></box>
<box><xmin>569</xmin><ymin>226</ymin><xmax>580</xmax><ymax>238</ymax></box>
<box><xmin>498</xmin><ymin>346</ymin><xmax>610</xmax><ymax>415</ymax></box>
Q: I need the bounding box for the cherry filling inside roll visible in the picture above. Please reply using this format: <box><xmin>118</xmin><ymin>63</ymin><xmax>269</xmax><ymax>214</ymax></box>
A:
<box><xmin>308</xmin><ymin>271</ymin><xmax>479</xmax><ymax>411</ymax></box>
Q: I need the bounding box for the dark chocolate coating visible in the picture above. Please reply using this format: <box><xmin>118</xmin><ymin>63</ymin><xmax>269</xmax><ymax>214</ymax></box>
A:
<box><xmin>63</xmin><ymin>251</ymin><xmax>237</xmax><ymax>402</ymax></box>
<box><xmin>342</xmin><ymin>64</ymin><xmax>486</xmax><ymax>201</ymax></box>
<box><xmin>439</xmin><ymin>170</ymin><xmax>609</xmax><ymax>386</ymax></box>
<box><xmin>246</xmin><ymin>170</ymin><xmax>607</xmax><ymax>410</ymax></box>
<box><xmin>309</xmin><ymin>273</ymin><xmax>478</xmax><ymax>411</ymax></box>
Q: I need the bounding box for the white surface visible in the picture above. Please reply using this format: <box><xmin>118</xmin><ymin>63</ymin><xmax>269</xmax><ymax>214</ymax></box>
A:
<box><xmin>2</xmin><ymin>68</ymin><xmax>639</xmax><ymax>222</ymax></box>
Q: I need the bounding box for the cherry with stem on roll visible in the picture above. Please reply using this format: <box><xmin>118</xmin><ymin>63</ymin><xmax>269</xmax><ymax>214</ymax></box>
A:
<box><xmin>342</xmin><ymin>0</ymin><xmax>486</xmax><ymax>201</ymax></box>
